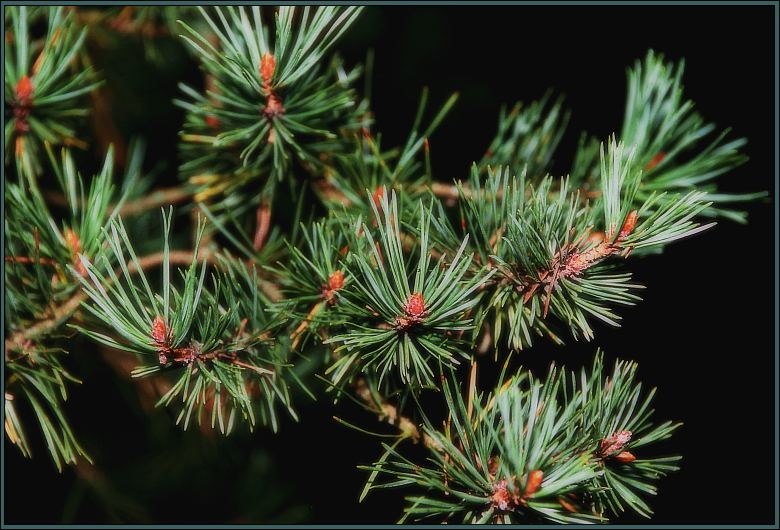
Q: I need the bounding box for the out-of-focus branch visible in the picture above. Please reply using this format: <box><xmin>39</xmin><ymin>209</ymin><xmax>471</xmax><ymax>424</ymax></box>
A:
<box><xmin>120</xmin><ymin>187</ymin><xmax>193</xmax><ymax>216</ymax></box>
<box><xmin>43</xmin><ymin>186</ymin><xmax>193</xmax><ymax>217</ymax></box>
<box><xmin>253</xmin><ymin>202</ymin><xmax>272</xmax><ymax>251</ymax></box>
<box><xmin>354</xmin><ymin>377</ymin><xmax>439</xmax><ymax>449</ymax></box>
<box><xmin>7</xmin><ymin>291</ymin><xmax>88</xmax><ymax>345</ymax></box>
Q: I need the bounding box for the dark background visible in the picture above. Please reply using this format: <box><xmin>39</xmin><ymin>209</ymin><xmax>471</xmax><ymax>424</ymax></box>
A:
<box><xmin>3</xmin><ymin>4</ymin><xmax>776</xmax><ymax>525</ymax></box>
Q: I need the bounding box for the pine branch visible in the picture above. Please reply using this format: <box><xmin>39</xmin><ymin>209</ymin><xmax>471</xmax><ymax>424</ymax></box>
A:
<box><xmin>3</xmin><ymin>8</ymin><xmax>763</xmax><ymax>524</ymax></box>
<box><xmin>479</xmin><ymin>91</ymin><xmax>569</xmax><ymax>179</ymax></box>
<box><xmin>176</xmin><ymin>6</ymin><xmax>368</xmax><ymax>209</ymax></box>
<box><xmin>360</xmin><ymin>352</ymin><xmax>680</xmax><ymax>524</ymax></box>
<box><xmin>75</xmin><ymin>210</ymin><xmax>301</xmax><ymax>434</ymax></box>
<box><xmin>426</xmin><ymin>138</ymin><xmax>712</xmax><ymax>351</ymax></box>
<box><xmin>4</xmin><ymin>144</ymin><xmax>126</xmax><ymax>469</ymax></box>
<box><xmin>325</xmin><ymin>190</ymin><xmax>494</xmax><ymax>387</ymax></box>
<box><xmin>6</xmin><ymin>248</ymin><xmax>219</xmax><ymax>349</ymax></box>
<box><xmin>577</xmin><ymin>50</ymin><xmax>759</xmax><ymax>222</ymax></box>
<box><xmin>353</xmin><ymin>377</ymin><xmax>422</xmax><ymax>445</ymax></box>
<box><xmin>4</xmin><ymin>7</ymin><xmax>100</xmax><ymax>178</ymax></box>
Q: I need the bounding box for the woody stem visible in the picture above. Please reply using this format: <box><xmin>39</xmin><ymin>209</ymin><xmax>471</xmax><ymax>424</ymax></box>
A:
<box><xmin>290</xmin><ymin>301</ymin><xmax>325</xmax><ymax>350</ymax></box>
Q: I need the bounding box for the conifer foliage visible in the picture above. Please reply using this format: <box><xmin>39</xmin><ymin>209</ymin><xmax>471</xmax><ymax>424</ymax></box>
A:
<box><xmin>3</xmin><ymin>5</ymin><xmax>759</xmax><ymax>524</ymax></box>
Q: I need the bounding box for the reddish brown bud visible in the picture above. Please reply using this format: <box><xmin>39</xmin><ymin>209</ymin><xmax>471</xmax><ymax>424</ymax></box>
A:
<box><xmin>151</xmin><ymin>316</ymin><xmax>169</xmax><ymax>346</ymax></box>
<box><xmin>328</xmin><ymin>270</ymin><xmax>345</xmax><ymax>291</ymax></box>
<box><xmin>64</xmin><ymin>228</ymin><xmax>80</xmax><ymax>256</ymax></box>
<box><xmin>645</xmin><ymin>151</ymin><xmax>666</xmax><ymax>172</ymax></box>
<box><xmin>64</xmin><ymin>229</ymin><xmax>86</xmax><ymax>276</ymax></box>
<box><xmin>618</xmin><ymin>210</ymin><xmax>638</xmax><ymax>241</ymax></box>
<box><xmin>15</xmin><ymin>75</ymin><xmax>33</xmax><ymax>104</ymax></box>
<box><xmin>612</xmin><ymin>451</ymin><xmax>636</xmax><ymax>463</ymax></box>
<box><xmin>13</xmin><ymin>75</ymin><xmax>33</xmax><ymax>133</ymax></box>
<box><xmin>260</xmin><ymin>53</ymin><xmax>276</xmax><ymax>85</ymax></box>
<box><xmin>600</xmin><ymin>430</ymin><xmax>632</xmax><ymax>457</ymax></box>
<box><xmin>558</xmin><ymin>497</ymin><xmax>578</xmax><ymax>513</ymax></box>
<box><xmin>371</xmin><ymin>186</ymin><xmax>385</xmax><ymax>209</ymax></box>
<box><xmin>322</xmin><ymin>270</ymin><xmax>346</xmax><ymax>304</ymax></box>
<box><xmin>524</xmin><ymin>469</ymin><xmax>544</xmax><ymax>498</ymax></box>
<box><xmin>204</xmin><ymin>115</ymin><xmax>221</xmax><ymax>129</ymax></box>
<box><xmin>396</xmin><ymin>292</ymin><xmax>427</xmax><ymax>330</ymax></box>
<box><xmin>404</xmin><ymin>292</ymin><xmax>426</xmax><ymax>319</ymax></box>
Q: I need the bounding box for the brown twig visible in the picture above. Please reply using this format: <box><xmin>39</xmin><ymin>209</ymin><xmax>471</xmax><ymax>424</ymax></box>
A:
<box><xmin>429</xmin><ymin>181</ymin><xmax>462</xmax><ymax>203</ymax></box>
<box><xmin>253</xmin><ymin>202</ymin><xmax>272</xmax><ymax>251</ymax></box>
<box><xmin>43</xmin><ymin>186</ymin><xmax>193</xmax><ymax>217</ymax></box>
<box><xmin>77</xmin><ymin>6</ymin><xmax>169</xmax><ymax>38</ymax></box>
<box><xmin>520</xmin><ymin>211</ymin><xmax>639</xmax><ymax>317</ymax></box>
<box><xmin>231</xmin><ymin>358</ymin><xmax>273</xmax><ymax>375</ymax></box>
<box><xmin>120</xmin><ymin>187</ymin><xmax>193</xmax><ymax>216</ymax></box>
<box><xmin>125</xmin><ymin>249</ymin><xmax>282</xmax><ymax>302</ymax></box>
<box><xmin>125</xmin><ymin>249</ymin><xmax>215</xmax><ymax>273</ymax></box>
<box><xmin>290</xmin><ymin>301</ymin><xmax>325</xmax><ymax>350</ymax></box>
<box><xmin>315</xmin><ymin>178</ymin><xmax>463</xmax><ymax>207</ymax></box>
<box><xmin>353</xmin><ymin>377</ymin><xmax>432</xmax><ymax>446</ymax></box>
<box><xmin>8</xmin><ymin>291</ymin><xmax>88</xmax><ymax>346</ymax></box>
<box><xmin>107</xmin><ymin>6</ymin><xmax>170</xmax><ymax>37</ymax></box>
<box><xmin>4</xmin><ymin>255</ymin><xmax>58</xmax><ymax>266</ymax></box>
<box><xmin>90</xmin><ymin>86</ymin><xmax>128</xmax><ymax>168</ymax></box>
